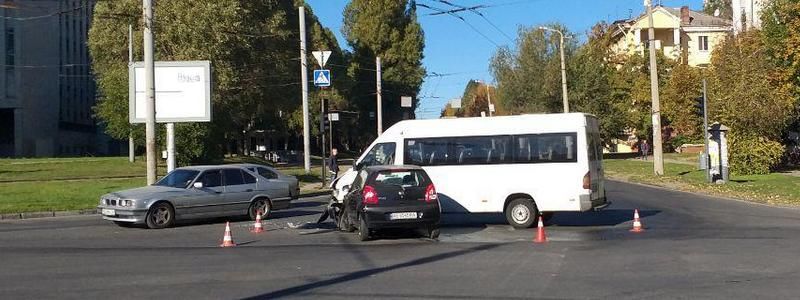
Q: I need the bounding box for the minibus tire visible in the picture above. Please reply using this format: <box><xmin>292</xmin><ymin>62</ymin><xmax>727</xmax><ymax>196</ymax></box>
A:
<box><xmin>505</xmin><ymin>198</ymin><xmax>538</xmax><ymax>228</ymax></box>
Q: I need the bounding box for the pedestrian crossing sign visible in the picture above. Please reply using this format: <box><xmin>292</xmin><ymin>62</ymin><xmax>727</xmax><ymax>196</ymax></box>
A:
<box><xmin>313</xmin><ymin>69</ymin><xmax>331</xmax><ymax>87</ymax></box>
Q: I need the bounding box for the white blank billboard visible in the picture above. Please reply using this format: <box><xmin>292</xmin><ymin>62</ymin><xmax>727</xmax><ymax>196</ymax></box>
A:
<box><xmin>129</xmin><ymin>60</ymin><xmax>212</xmax><ymax>123</ymax></box>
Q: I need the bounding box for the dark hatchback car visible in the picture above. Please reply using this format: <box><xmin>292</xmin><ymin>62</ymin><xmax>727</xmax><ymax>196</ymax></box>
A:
<box><xmin>338</xmin><ymin>165</ymin><xmax>441</xmax><ymax>241</ymax></box>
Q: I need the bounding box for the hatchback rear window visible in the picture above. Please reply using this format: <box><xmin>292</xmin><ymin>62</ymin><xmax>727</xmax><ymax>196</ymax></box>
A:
<box><xmin>372</xmin><ymin>170</ymin><xmax>428</xmax><ymax>187</ymax></box>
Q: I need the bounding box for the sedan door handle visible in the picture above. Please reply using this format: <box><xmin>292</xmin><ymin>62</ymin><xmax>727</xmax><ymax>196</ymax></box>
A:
<box><xmin>245</xmin><ymin>189</ymin><xmax>253</xmax><ymax>192</ymax></box>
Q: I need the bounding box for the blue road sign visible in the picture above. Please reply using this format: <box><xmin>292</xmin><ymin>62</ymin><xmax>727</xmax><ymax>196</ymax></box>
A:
<box><xmin>313</xmin><ymin>69</ymin><xmax>331</xmax><ymax>87</ymax></box>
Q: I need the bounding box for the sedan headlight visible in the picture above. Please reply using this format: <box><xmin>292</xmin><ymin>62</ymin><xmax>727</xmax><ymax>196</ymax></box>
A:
<box><xmin>121</xmin><ymin>199</ymin><xmax>135</xmax><ymax>207</ymax></box>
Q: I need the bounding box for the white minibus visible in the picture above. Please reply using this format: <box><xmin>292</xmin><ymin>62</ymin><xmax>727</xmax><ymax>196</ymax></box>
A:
<box><xmin>332</xmin><ymin>113</ymin><xmax>608</xmax><ymax>228</ymax></box>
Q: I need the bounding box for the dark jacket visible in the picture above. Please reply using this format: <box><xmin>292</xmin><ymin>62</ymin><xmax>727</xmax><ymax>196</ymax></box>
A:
<box><xmin>328</xmin><ymin>154</ymin><xmax>339</xmax><ymax>172</ymax></box>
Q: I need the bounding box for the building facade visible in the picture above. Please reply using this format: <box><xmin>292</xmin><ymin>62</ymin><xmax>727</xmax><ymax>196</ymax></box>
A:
<box><xmin>731</xmin><ymin>0</ymin><xmax>769</xmax><ymax>34</ymax></box>
<box><xmin>1</xmin><ymin>0</ymin><xmax>109</xmax><ymax>157</ymax></box>
<box><xmin>611</xmin><ymin>6</ymin><xmax>732</xmax><ymax>67</ymax></box>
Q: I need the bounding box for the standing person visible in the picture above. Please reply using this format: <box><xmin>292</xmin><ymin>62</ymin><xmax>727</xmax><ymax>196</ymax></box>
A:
<box><xmin>640</xmin><ymin>139</ymin><xmax>649</xmax><ymax>161</ymax></box>
<box><xmin>328</xmin><ymin>147</ymin><xmax>339</xmax><ymax>181</ymax></box>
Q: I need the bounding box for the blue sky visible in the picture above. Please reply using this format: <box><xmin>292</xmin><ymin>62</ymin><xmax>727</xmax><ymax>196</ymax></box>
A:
<box><xmin>306</xmin><ymin>0</ymin><xmax>704</xmax><ymax>119</ymax></box>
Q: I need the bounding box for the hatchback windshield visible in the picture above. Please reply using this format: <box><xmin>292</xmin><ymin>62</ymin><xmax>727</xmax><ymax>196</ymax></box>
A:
<box><xmin>154</xmin><ymin>170</ymin><xmax>200</xmax><ymax>188</ymax></box>
<box><xmin>373</xmin><ymin>170</ymin><xmax>427</xmax><ymax>187</ymax></box>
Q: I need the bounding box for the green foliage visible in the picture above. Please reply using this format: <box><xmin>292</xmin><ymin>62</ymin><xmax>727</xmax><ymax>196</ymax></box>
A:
<box><xmin>569</xmin><ymin>23</ymin><xmax>630</xmax><ymax>144</ymax></box>
<box><xmin>761</xmin><ymin>0</ymin><xmax>800</xmax><ymax>101</ymax></box>
<box><xmin>728</xmin><ymin>134</ymin><xmax>785</xmax><ymax>175</ymax></box>
<box><xmin>491</xmin><ymin>23</ymin><xmax>577</xmax><ymax>115</ymax></box>
<box><xmin>343</xmin><ymin>0</ymin><xmax>425</xmax><ymax>142</ymax></box>
<box><xmin>668</xmin><ymin>134</ymin><xmax>703</xmax><ymax>152</ymax></box>
<box><xmin>662</xmin><ymin>63</ymin><xmax>703</xmax><ymax>137</ymax></box>
<box><xmin>703</xmin><ymin>0</ymin><xmax>733</xmax><ymax>20</ymax></box>
<box><xmin>89</xmin><ymin>1</ymin><xmax>346</xmax><ymax>163</ymax></box>
<box><xmin>708</xmin><ymin>31</ymin><xmax>796</xmax><ymax>141</ymax></box>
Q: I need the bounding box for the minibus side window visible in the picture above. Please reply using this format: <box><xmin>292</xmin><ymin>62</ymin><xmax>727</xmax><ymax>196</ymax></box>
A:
<box><xmin>514</xmin><ymin>133</ymin><xmax>578</xmax><ymax>163</ymax></box>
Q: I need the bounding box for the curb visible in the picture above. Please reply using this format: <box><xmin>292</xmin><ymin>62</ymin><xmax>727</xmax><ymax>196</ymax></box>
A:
<box><xmin>607</xmin><ymin>177</ymin><xmax>800</xmax><ymax>211</ymax></box>
<box><xmin>1</xmin><ymin>209</ymin><xmax>97</xmax><ymax>220</ymax></box>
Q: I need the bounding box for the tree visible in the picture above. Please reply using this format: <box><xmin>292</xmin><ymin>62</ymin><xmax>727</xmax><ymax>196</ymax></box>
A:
<box><xmin>490</xmin><ymin>23</ymin><xmax>577</xmax><ymax>115</ymax></box>
<box><xmin>708</xmin><ymin>31</ymin><xmax>796</xmax><ymax>174</ymax></box>
<box><xmin>342</xmin><ymin>0</ymin><xmax>425</xmax><ymax>143</ymax></box>
<box><xmin>703</xmin><ymin>0</ymin><xmax>733</xmax><ymax>20</ymax></box>
<box><xmin>569</xmin><ymin>23</ymin><xmax>630</xmax><ymax>145</ymax></box>
<box><xmin>89</xmin><ymin>0</ymin><xmax>343</xmax><ymax>163</ymax></box>
<box><xmin>661</xmin><ymin>63</ymin><xmax>703</xmax><ymax>138</ymax></box>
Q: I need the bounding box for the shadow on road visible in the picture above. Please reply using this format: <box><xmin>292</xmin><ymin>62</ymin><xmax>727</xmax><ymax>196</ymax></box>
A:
<box><xmin>241</xmin><ymin>243</ymin><xmax>501</xmax><ymax>299</ymax></box>
<box><xmin>169</xmin><ymin>210</ymin><xmax>322</xmax><ymax>228</ymax></box>
<box><xmin>549</xmin><ymin>209</ymin><xmax>660</xmax><ymax>227</ymax></box>
<box><xmin>290</xmin><ymin>201</ymin><xmax>327</xmax><ymax>208</ymax></box>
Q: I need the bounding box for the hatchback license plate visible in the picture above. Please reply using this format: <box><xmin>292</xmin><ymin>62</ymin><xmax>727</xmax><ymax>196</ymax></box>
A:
<box><xmin>389</xmin><ymin>212</ymin><xmax>417</xmax><ymax>220</ymax></box>
<box><xmin>102</xmin><ymin>209</ymin><xmax>115</xmax><ymax>216</ymax></box>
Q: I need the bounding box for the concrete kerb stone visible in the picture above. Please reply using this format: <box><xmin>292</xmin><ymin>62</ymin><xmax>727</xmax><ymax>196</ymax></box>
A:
<box><xmin>1</xmin><ymin>213</ymin><xmax>22</xmax><ymax>220</ymax></box>
<box><xmin>20</xmin><ymin>212</ymin><xmax>55</xmax><ymax>219</ymax></box>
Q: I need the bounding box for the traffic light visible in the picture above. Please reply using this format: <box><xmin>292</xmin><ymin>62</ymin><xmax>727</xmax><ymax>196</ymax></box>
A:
<box><xmin>693</xmin><ymin>96</ymin><xmax>705</xmax><ymax>117</ymax></box>
<box><xmin>320</xmin><ymin>98</ymin><xmax>330</xmax><ymax>132</ymax></box>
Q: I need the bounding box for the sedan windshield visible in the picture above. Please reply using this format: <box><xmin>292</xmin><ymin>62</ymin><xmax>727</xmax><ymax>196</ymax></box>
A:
<box><xmin>154</xmin><ymin>170</ymin><xmax>200</xmax><ymax>188</ymax></box>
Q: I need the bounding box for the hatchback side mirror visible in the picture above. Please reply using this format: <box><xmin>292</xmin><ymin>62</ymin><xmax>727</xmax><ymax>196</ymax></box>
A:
<box><xmin>193</xmin><ymin>182</ymin><xmax>204</xmax><ymax>189</ymax></box>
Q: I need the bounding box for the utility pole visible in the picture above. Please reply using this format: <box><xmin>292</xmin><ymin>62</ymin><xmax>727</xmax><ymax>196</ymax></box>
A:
<box><xmin>558</xmin><ymin>32</ymin><xmax>568</xmax><ymax>113</ymax></box>
<box><xmin>646</xmin><ymin>0</ymin><xmax>664</xmax><ymax>175</ymax></box>
<box><xmin>299</xmin><ymin>6</ymin><xmax>311</xmax><ymax>174</ymax></box>
<box><xmin>143</xmin><ymin>0</ymin><xmax>157</xmax><ymax>184</ymax></box>
<box><xmin>486</xmin><ymin>84</ymin><xmax>493</xmax><ymax>117</ymax></box>
<box><xmin>538</xmin><ymin>26</ymin><xmax>569</xmax><ymax>113</ymax></box>
<box><xmin>702</xmin><ymin>79</ymin><xmax>710</xmax><ymax>183</ymax></box>
<box><xmin>376</xmin><ymin>57</ymin><xmax>383</xmax><ymax>136</ymax></box>
<box><xmin>128</xmin><ymin>24</ymin><xmax>135</xmax><ymax>163</ymax></box>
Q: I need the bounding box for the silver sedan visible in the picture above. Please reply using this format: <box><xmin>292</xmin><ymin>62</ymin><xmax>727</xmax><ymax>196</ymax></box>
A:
<box><xmin>97</xmin><ymin>165</ymin><xmax>297</xmax><ymax>229</ymax></box>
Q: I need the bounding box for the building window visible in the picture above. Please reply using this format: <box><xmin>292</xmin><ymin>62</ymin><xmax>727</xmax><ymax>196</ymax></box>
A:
<box><xmin>698</xmin><ymin>36</ymin><xmax>709</xmax><ymax>51</ymax></box>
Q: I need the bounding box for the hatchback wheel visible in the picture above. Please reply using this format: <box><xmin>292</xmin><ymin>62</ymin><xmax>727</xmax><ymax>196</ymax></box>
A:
<box><xmin>249</xmin><ymin>198</ymin><xmax>271</xmax><ymax>220</ymax></box>
<box><xmin>338</xmin><ymin>209</ymin><xmax>355</xmax><ymax>232</ymax></box>
<box><xmin>505</xmin><ymin>198</ymin><xmax>538</xmax><ymax>228</ymax></box>
<box><xmin>146</xmin><ymin>202</ymin><xmax>174</xmax><ymax>229</ymax></box>
<box><xmin>358</xmin><ymin>215</ymin><xmax>371</xmax><ymax>241</ymax></box>
<box><xmin>428</xmin><ymin>227</ymin><xmax>440</xmax><ymax>240</ymax></box>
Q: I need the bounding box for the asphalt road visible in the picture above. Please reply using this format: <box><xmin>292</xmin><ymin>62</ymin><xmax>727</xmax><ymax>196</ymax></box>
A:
<box><xmin>1</xmin><ymin>180</ymin><xmax>800</xmax><ymax>299</ymax></box>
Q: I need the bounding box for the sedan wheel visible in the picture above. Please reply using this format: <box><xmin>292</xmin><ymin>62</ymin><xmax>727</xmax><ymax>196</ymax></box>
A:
<box><xmin>249</xmin><ymin>199</ymin><xmax>271</xmax><ymax>220</ymax></box>
<box><xmin>146</xmin><ymin>203</ymin><xmax>174</xmax><ymax>229</ymax></box>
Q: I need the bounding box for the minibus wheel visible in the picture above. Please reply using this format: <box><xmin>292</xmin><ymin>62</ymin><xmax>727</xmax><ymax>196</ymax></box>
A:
<box><xmin>505</xmin><ymin>198</ymin><xmax>538</xmax><ymax>228</ymax></box>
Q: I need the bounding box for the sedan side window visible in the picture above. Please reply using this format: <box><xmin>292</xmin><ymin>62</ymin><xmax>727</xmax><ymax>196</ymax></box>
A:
<box><xmin>242</xmin><ymin>170</ymin><xmax>257</xmax><ymax>184</ymax></box>
<box><xmin>223</xmin><ymin>169</ymin><xmax>245</xmax><ymax>186</ymax></box>
<box><xmin>199</xmin><ymin>170</ymin><xmax>222</xmax><ymax>188</ymax></box>
<box><xmin>256</xmin><ymin>167</ymin><xmax>278</xmax><ymax>179</ymax></box>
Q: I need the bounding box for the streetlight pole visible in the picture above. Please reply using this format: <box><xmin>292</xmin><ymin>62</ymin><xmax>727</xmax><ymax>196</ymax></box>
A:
<box><xmin>645</xmin><ymin>0</ymin><xmax>664</xmax><ymax>176</ymax></box>
<box><xmin>539</xmin><ymin>26</ymin><xmax>569</xmax><ymax>113</ymax></box>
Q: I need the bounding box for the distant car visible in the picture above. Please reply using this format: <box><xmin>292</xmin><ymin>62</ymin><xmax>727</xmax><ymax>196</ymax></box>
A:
<box><xmin>229</xmin><ymin>163</ymin><xmax>300</xmax><ymax>199</ymax></box>
<box><xmin>97</xmin><ymin>165</ymin><xmax>296</xmax><ymax>229</ymax></box>
<box><xmin>338</xmin><ymin>165</ymin><xmax>441</xmax><ymax>241</ymax></box>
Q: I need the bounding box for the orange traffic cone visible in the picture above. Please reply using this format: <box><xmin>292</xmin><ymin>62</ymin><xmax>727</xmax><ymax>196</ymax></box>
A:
<box><xmin>630</xmin><ymin>209</ymin><xmax>645</xmax><ymax>233</ymax></box>
<box><xmin>220</xmin><ymin>221</ymin><xmax>237</xmax><ymax>247</ymax></box>
<box><xmin>533</xmin><ymin>216</ymin><xmax>547</xmax><ymax>243</ymax></box>
<box><xmin>251</xmin><ymin>210</ymin><xmax>264</xmax><ymax>233</ymax></box>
